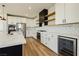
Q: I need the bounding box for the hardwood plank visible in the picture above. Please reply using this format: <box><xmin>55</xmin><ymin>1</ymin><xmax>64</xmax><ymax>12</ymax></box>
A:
<box><xmin>23</xmin><ymin>37</ymin><xmax>58</xmax><ymax>56</ymax></box>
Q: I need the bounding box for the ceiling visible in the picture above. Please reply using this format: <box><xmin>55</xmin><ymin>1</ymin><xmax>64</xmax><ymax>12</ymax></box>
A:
<box><xmin>0</xmin><ymin>3</ymin><xmax>54</xmax><ymax>18</ymax></box>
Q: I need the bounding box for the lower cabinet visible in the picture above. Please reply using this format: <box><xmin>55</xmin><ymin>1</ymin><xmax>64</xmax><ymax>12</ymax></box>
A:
<box><xmin>0</xmin><ymin>45</ymin><xmax>22</xmax><ymax>56</ymax></box>
<box><xmin>41</xmin><ymin>33</ymin><xmax>58</xmax><ymax>53</ymax></box>
<box><xmin>41</xmin><ymin>32</ymin><xmax>51</xmax><ymax>47</ymax></box>
<box><xmin>41</xmin><ymin>32</ymin><xmax>48</xmax><ymax>45</ymax></box>
<box><xmin>47</xmin><ymin>34</ymin><xmax>58</xmax><ymax>53</ymax></box>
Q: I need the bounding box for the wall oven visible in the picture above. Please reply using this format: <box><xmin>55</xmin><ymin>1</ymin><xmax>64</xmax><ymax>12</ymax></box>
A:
<box><xmin>58</xmin><ymin>35</ymin><xmax>77</xmax><ymax>56</ymax></box>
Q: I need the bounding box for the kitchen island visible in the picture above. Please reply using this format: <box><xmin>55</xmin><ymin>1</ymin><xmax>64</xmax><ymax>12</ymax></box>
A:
<box><xmin>0</xmin><ymin>31</ymin><xmax>26</xmax><ymax>56</ymax></box>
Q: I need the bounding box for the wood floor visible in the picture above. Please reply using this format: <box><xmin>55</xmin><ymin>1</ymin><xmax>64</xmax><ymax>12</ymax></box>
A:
<box><xmin>23</xmin><ymin>37</ymin><xmax>58</xmax><ymax>56</ymax></box>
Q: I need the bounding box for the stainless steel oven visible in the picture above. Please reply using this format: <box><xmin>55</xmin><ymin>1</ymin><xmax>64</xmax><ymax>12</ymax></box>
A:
<box><xmin>58</xmin><ymin>35</ymin><xmax>77</xmax><ymax>56</ymax></box>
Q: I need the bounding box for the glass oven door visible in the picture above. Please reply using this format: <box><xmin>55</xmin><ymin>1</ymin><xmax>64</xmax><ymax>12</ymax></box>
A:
<box><xmin>58</xmin><ymin>35</ymin><xmax>77</xmax><ymax>56</ymax></box>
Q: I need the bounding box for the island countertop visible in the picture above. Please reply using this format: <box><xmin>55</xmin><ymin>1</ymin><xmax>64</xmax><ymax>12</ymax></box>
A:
<box><xmin>0</xmin><ymin>31</ymin><xmax>26</xmax><ymax>48</ymax></box>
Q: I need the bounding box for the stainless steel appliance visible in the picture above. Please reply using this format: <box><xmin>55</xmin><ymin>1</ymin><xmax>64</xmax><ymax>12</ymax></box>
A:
<box><xmin>16</xmin><ymin>23</ymin><xmax>26</xmax><ymax>38</ymax></box>
<box><xmin>8</xmin><ymin>24</ymin><xmax>16</xmax><ymax>34</ymax></box>
<box><xmin>58</xmin><ymin>35</ymin><xmax>77</xmax><ymax>56</ymax></box>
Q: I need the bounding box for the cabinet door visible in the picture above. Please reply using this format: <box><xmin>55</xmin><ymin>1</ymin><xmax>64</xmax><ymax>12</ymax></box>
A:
<box><xmin>47</xmin><ymin>34</ymin><xmax>58</xmax><ymax>53</ymax></box>
<box><xmin>41</xmin><ymin>33</ymin><xmax>49</xmax><ymax>46</ymax></box>
<box><xmin>46</xmin><ymin>35</ymin><xmax>51</xmax><ymax>48</ymax></box>
<box><xmin>41</xmin><ymin>33</ymin><xmax>46</xmax><ymax>44</ymax></box>
<box><xmin>44</xmin><ymin>33</ymin><xmax>53</xmax><ymax>50</ymax></box>
<box><xmin>55</xmin><ymin>3</ymin><xmax>65</xmax><ymax>24</ymax></box>
<box><xmin>43</xmin><ymin>33</ymin><xmax>48</xmax><ymax>45</ymax></box>
<box><xmin>65</xmin><ymin>3</ymin><xmax>79</xmax><ymax>23</ymax></box>
<box><xmin>41</xmin><ymin>33</ymin><xmax>45</xmax><ymax>43</ymax></box>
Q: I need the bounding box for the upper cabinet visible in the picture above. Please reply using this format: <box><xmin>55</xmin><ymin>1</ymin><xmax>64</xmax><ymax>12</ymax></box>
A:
<box><xmin>55</xmin><ymin>3</ymin><xmax>65</xmax><ymax>24</ymax></box>
<box><xmin>65</xmin><ymin>3</ymin><xmax>79</xmax><ymax>23</ymax></box>
<box><xmin>55</xmin><ymin>3</ymin><xmax>79</xmax><ymax>24</ymax></box>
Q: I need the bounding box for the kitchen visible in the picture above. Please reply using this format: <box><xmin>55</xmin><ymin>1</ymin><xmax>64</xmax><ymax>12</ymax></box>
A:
<box><xmin>0</xmin><ymin>3</ymin><xmax>79</xmax><ymax>56</ymax></box>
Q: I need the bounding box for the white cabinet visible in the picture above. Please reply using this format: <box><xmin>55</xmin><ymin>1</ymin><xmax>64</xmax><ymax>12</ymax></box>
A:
<box><xmin>55</xmin><ymin>3</ymin><xmax>79</xmax><ymax>24</ymax></box>
<box><xmin>65</xmin><ymin>3</ymin><xmax>79</xmax><ymax>23</ymax></box>
<box><xmin>45</xmin><ymin>34</ymin><xmax>52</xmax><ymax>48</ymax></box>
<box><xmin>41</xmin><ymin>32</ymin><xmax>49</xmax><ymax>46</ymax></box>
<box><xmin>55</xmin><ymin>3</ymin><xmax>65</xmax><ymax>24</ymax></box>
<box><xmin>41</xmin><ymin>32</ymin><xmax>47</xmax><ymax>45</ymax></box>
<box><xmin>48</xmin><ymin>34</ymin><xmax>58</xmax><ymax>53</ymax></box>
<box><xmin>44</xmin><ymin>33</ymin><xmax>58</xmax><ymax>53</ymax></box>
<box><xmin>41</xmin><ymin>32</ymin><xmax>58</xmax><ymax>53</ymax></box>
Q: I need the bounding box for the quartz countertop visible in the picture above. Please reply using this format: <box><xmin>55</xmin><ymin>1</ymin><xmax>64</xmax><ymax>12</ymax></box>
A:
<box><xmin>0</xmin><ymin>31</ymin><xmax>26</xmax><ymax>48</ymax></box>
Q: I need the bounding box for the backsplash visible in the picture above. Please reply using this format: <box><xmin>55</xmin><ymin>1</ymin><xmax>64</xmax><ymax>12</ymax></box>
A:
<box><xmin>36</xmin><ymin>23</ymin><xmax>79</xmax><ymax>37</ymax></box>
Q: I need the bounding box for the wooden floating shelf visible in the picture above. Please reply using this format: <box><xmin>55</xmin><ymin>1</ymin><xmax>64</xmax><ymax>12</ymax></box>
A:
<box><xmin>45</xmin><ymin>18</ymin><xmax>55</xmax><ymax>22</ymax></box>
<box><xmin>36</xmin><ymin>18</ymin><xmax>55</xmax><ymax>24</ymax></box>
<box><xmin>45</xmin><ymin>12</ymin><xmax>55</xmax><ymax>17</ymax></box>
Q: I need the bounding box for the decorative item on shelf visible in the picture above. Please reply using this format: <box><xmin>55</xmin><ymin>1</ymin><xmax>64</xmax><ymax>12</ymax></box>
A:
<box><xmin>1</xmin><ymin>5</ymin><xmax>6</xmax><ymax>20</ymax></box>
<box><xmin>45</xmin><ymin>12</ymin><xmax>55</xmax><ymax>17</ymax></box>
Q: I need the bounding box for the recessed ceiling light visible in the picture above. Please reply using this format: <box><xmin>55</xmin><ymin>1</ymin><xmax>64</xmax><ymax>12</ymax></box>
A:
<box><xmin>28</xmin><ymin>6</ymin><xmax>31</xmax><ymax>10</ymax></box>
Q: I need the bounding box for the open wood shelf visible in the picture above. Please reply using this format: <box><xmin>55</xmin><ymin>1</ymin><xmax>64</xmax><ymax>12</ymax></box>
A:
<box><xmin>36</xmin><ymin>12</ymin><xmax>55</xmax><ymax>22</ymax></box>
<box><xmin>45</xmin><ymin>18</ymin><xmax>55</xmax><ymax>22</ymax></box>
<box><xmin>36</xmin><ymin>18</ymin><xmax>55</xmax><ymax>24</ymax></box>
<box><xmin>45</xmin><ymin>12</ymin><xmax>55</xmax><ymax>17</ymax></box>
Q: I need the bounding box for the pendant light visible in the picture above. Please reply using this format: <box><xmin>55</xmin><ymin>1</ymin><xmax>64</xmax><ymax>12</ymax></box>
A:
<box><xmin>1</xmin><ymin>5</ymin><xmax>6</xmax><ymax>20</ymax></box>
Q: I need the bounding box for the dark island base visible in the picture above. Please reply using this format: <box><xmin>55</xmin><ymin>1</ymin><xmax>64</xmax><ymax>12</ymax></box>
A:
<box><xmin>0</xmin><ymin>45</ymin><xmax>22</xmax><ymax>56</ymax></box>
